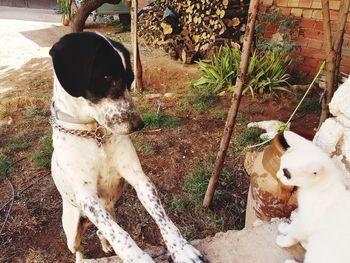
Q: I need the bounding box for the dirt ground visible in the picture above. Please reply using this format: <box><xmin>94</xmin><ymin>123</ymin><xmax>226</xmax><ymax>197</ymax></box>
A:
<box><xmin>0</xmin><ymin>8</ymin><xmax>321</xmax><ymax>263</ymax></box>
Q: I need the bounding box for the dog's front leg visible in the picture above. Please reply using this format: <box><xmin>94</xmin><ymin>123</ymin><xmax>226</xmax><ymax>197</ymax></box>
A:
<box><xmin>114</xmin><ymin>138</ymin><xmax>204</xmax><ymax>263</ymax></box>
<box><xmin>79</xmin><ymin>195</ymin><xmax>154</xmax><ymax>263</ymax></box>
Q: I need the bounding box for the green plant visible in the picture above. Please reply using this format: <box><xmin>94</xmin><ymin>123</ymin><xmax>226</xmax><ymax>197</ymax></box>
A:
<box><xmin>193</xmin><ymin>46</ymin><xmax>291</xmax><ymax>96</ymax></box>
<box><xmin>57</xmin><ymin>0</ymin><xmax>71</xmax><ymax>19</ymax></box>
<box><xmin>243</xmin><ymin>50</ymin><xmax>291</xmax><ymax>95</ymax></box>
<box><xmin>232</xmin><ymin>127</ymin><xmax>263</xmax><ymax>158</ymax></box>
<box><xmin>134</xmin><ymin>141</ymin><xmax>156</xmax><ymax>154</ymax></box>
<box><xmin>0</xmin><ymin>156</ymin><xmax>12</xmax><ymax>180</ymax></box>
<box><xmin>299</xmin><ymin>98</ymin><xmax>321</xmax><ymax>112</ymax></box>
<box><xmin>142</xmin><ymin>112</ymin><xmax>180</xmax><ymax>128</ymax></box>
<box><xmin>4</xmin><ymin>132</ymin><xmax>40</xmax><ymax>154</ymax></box>
<box><xmin>29</xmin><ymin>152</ymin><xmax>51</xmax><ymax>169</ymax></box>
<box><xmin>193</xmin><ymin>46</ymin><xmax>240</xmax><ymax>93</ymax></box>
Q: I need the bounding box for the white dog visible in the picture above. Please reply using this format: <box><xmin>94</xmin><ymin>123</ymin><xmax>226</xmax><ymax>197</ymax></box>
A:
<box><xmin>276</xmin><ymin>131</ymin><xmax>350</xmax><ymax>263</ymax></box>
<box><xmin>49</xmin><ymin>32</ymin><xmax>204</xmax><ymax>263</ymax></box>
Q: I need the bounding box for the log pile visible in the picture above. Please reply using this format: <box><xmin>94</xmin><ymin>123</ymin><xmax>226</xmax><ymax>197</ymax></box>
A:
<box><xmin>138</xmin><ymin>0</ymin><xmax>250</xmax><ymax>63</ymax></box>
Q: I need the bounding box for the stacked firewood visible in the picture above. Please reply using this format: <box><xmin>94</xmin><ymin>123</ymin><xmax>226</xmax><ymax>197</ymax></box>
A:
<box><xmin>138</xmin><ymin>0</ymin><xmax>249</xmax><ymax>63</ymax></box>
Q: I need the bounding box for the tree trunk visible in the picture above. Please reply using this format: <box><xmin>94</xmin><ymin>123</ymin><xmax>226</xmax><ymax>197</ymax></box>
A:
<box><xmin>203</xmin><ymin>0</ymin><xmax>259</xmax><ymax>208</ymax></box>
<box><xmin>319</xmin><ymin>0</ymin><xmax>350</xmax><ymax>126</ymax></box>
<box><xmin>71</xmin><ymin>0</ymin><xmax>121</xmax><ymax>32</ymax></box>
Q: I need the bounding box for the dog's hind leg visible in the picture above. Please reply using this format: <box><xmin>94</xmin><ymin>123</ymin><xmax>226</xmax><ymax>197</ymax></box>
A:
<box><xmin>79</xmin><ymin>195</ymin><xmax>154</xmax><ymax>263</ymax></box>
<box><xmin>62</xmin><ymin>199</ymin><xmax>88</xmax><ymax>262</ymax></box>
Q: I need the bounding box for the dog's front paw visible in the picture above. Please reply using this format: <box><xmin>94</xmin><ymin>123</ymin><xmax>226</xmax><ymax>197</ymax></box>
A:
<box><xmin>276</xmin><ymin>234</ymin><xmax>298</xmax><ymax>248</ymax></box>
<box><xmin>171</xmin><ymin>243</ymin><xmax>206</xmax><ymax>263</ymax></box>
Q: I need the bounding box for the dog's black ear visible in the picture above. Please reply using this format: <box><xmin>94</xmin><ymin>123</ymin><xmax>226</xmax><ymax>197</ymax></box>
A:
<box><xmin>108</xmin><ymin>38</ymin><xmax>134</xmax><ymax>89</ymax></box>
<box><xmin>49</xmin><ymin>32</ymin><xmax>126</xmax><ymax>101</ymax></box>
<box><xmin>49</xmin><ymin>32</ymin><xmax>98</xmax><ymax>98</ymax></box>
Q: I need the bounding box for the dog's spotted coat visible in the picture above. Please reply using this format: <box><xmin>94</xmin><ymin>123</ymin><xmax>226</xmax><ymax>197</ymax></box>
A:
<box><xmin>49</xmin><ymin>32</ymin><xmax>204</xmax><ymax>263</ymax></box>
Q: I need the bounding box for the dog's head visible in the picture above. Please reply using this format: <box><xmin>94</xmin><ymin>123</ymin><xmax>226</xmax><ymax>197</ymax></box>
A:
<box><xmin>49</xmin><ymin>32</ymin><xmax>143</xmax><ymax>134</ymax></box>
<box><xmin>276</xmin><ymin>131</ymin><xmax>337</xmax><ymax>188</ymax></box>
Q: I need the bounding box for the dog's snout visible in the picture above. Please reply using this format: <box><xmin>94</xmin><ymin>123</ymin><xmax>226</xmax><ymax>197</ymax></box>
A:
<box><xmin>133</xmin><ymin>118</ymin><xmax>144</xmax><ymax>132</ymax></box>
<box><xmin>282</xmin><ymin>168</ymin><xmax>291</xmax><ymax>179</ymax></box>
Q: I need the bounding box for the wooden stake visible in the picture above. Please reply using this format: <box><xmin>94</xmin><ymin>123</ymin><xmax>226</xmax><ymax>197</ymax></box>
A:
<box><xmin>318</xmin><ymin>0</ymin><xmax>350</xmax><ymax>126</ymax></box>
<box><xmin>131</xmin><ymin>0</ymin><xmax>143</xmax><ymax>92</ymax></box>
<box><xmin>203</xmin><ymin>0</ymin><xmax>259</xmax><ymax>208</ymax></box>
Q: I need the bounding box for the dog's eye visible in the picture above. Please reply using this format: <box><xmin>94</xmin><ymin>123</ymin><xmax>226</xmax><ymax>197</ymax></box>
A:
<box><xmin>282</xmin><ymin>168</ymin><xmax>291</xmax><ymax>179</ymax></box>
<box><xmin>104</xmin><ymin>75</ymin><xmax>113</xmax><ymax>82</ymax></box>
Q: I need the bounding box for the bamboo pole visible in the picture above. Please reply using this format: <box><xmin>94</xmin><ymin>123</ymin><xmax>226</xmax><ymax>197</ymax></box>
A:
<box><xmin>203</xmin><ymin>0</ymin><xmax>259</xmax><ymax>208</ymax></box>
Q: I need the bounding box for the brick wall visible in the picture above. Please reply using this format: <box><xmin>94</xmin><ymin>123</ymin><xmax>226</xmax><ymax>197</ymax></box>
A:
<box><xmin>259</xmin><ymin>0</ymin><xmax>350</xmax><ymax>76</ymax></box>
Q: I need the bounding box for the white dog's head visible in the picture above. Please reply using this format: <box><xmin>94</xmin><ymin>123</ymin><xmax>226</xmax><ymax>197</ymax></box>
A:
<box><xmin>49</xmin><ymin>32</ymin><xmax>143</xmax><ymax>135</ymax></box>
<box><xmin>276</xmin><ymin>131</ymin><xmax>338</xmax><ymax>188</ymax></box>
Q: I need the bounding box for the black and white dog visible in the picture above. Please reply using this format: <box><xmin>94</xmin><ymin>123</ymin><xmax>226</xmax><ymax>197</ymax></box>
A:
<box><xmin>49</xmin><ymin>32</ymin><xmax>204</xmax><ymax>263</ymax></box>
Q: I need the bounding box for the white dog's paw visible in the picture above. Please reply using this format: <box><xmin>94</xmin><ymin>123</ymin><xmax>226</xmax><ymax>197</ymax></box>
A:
<box><xmin>171</xmin><ymin>243</ymin><xmax>206</xmax><ymax>263</ymax></box>
<box><xmin>276</xmin><ymin>234</ymin><xmax>298</xmax><ymax>248</ymax></box>
<box><xmin>278</xmin><ymin>222</ymin><xmax>291</xmax><ymax>235</ymax></box>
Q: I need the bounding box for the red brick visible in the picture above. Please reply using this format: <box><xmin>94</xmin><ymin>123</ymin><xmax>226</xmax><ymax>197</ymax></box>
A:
<box><xmin>340</xmin><ymin>65</ymin><xmax>350</xmax><ymax>74</ymax></box>
<box><xmin>299</xmin><ymin>0</ymin><xmax>312</xmax><ymax>7</ymax></box>
<box><xmin>297</xmin><ymin>36</ymin><xmax>309</xmax><ymax>46</ymax></box>
<box><xmin>300</xmin><ymin>19</ymin><xmax>315</xmax><ymax>29</ymax></box>
<box><xmin>276</xmin><ymin>0</ymin><xmax>288</xmax><ymax>6</ymax></box>
<box><xmin>330</xmin><ymin>10</ymin><xmax>339</xmax><ymax>21</ymax></box>
<box><xmin>299</xmin><ymin>46</ymin><xmax>326</xmax><ymax>59</ymax></box>
<box><xmin>329</xmin><ymin>1</ymin><xmax>341</xmax><ymax>10</ymax></box>
<box><xmin>288</xmin><ymin>0</ymin><xmax>299</xmax><ymax>7</ymax></box>
<box><xmin>291</xmin><ymin>8</ymin><xmax>303</xmax><ymax>16</ymax></box>
<box><xmin>302</xmin><ymin>28</ymin><xmax>324</xmax><ymax>39</ymax></box>
<box><xmin>311</xmin><ymin>0</ymin><xmax>322</xmax><ymax>8</ymax></box>
<box><xmin>304</xmin><ymin>57</ymin><xmax>321</xmax><ymax>67</ymax></box>
<box><xmin>312</xmin><ymin>10</ymin><xmax>323</xmax><ymax>19</ymax></box>
<box><xmin>262</xmin><ymin>0</ymin><xmax>274</xmax><ymax>5</ymax></box>
<box><xmin>340</xmin><ymin>55</ymin><xmax>350</xmax><ymax>65</ymax></box>
<box><xmin>279</xmin><ymin>7</ymin><xmax>291</xmax><ymax>15</ymax></box>
<box><xmin>258</xmin><ymin>4</ymin><xmax>269</xmax><ymax>12</ymax></box>
<box><xmin>345</xmin><ymin>23</ymin><xmax>350</xmax><ymax>34</ymax></box>
<box><xmin>342</xmin><ymin>48</ymin><xmax>350</xmax><ymax>57</ymax></box>
<box><xmin>308</xmin><ymin>38</ymin><xmax>323</xmax><ymax>49</ymax></box>
<box><xmin>314</xmin><ymin>21</ymin><xmax>323</xmax><ymax>30</ymax></box>
<box><xmin>344</xmin><ymin>40</ymin><xmax>350</xmax><ymax>49</ymax></box>
<box><xmin>302</xmin><ymin>9</ymin><xmax>313</xmax><ymax>18</ymax></box>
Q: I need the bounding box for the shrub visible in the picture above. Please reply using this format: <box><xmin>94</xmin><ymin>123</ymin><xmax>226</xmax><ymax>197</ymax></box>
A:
<box><xmin>193</xmin><ymin>46</ymin><xmax>291</xmax><ymax>96</ymax></box>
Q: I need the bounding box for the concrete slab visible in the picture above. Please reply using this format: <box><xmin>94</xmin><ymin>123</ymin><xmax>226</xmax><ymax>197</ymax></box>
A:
<box><xmin>82</xmin><ymin>220</ymin><xmax>305</xmax><ymax>263</ymax></box>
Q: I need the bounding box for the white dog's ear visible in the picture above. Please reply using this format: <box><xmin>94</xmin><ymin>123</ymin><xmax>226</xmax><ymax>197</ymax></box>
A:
<box><xmin>283</xmin><ymin>131</ymin><xmax>309</xmax><ymax>148</ymax></box>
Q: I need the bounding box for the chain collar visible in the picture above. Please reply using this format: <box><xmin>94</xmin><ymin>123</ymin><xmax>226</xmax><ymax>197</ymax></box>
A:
<box><xmin>49</xmin><ymin>115</ymin><xmax>111</xmax><ymax>147</ymax></box>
